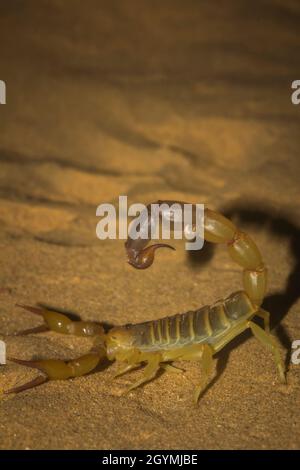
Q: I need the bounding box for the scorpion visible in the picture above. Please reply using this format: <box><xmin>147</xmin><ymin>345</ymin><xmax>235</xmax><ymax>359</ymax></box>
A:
<box><xmin>3</xmin><ymin>201</ymin><xmax>286</xmax><ymax>403</ymax></box>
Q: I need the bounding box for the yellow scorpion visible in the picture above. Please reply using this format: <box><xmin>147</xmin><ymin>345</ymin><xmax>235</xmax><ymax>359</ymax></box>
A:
<box><xmin>4</xmin><ymin>201</ymin><xmax>286</xmax><ymax>403</ymax></box>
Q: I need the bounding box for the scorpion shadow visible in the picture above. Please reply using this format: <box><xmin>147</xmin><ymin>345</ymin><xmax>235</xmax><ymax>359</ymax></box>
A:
<box><xmin>192</xmin><ymin>202</ymin><xmax>300</xmax><ymax>399</ymax></box>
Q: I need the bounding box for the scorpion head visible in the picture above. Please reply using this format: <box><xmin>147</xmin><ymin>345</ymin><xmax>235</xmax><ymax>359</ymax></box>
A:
<box><xmin>105</xmin><ymin>326</ymin><xmax>135</xmax><ymax>360</ymax></box>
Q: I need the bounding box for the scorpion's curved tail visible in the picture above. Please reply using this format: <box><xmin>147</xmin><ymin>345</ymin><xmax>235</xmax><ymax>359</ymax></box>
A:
<box><xmin>125</xmin><ymin>200</ymin><xmax>268</xmax><ymax>308</ymax></box>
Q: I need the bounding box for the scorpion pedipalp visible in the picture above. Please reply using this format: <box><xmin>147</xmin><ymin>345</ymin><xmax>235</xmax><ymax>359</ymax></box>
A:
<box><xmin>15</xmin><ymin>304</ymin><xmax>105</xmax><ymax>337</ymax></box>
<box><xmin>5</xmin><ymin>351</ymin><xmax>106</xmax><ymax>394</ymax></box>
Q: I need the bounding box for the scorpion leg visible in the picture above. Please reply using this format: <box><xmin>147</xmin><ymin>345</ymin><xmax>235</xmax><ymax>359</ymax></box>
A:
<box><xmin>194</xmin><ymin>345</ymin><xmax>214</xmax><ymax>403</ymax></box>
<box><xmin>113</xmin><ymin>363</ymin><xmax>141</xmax><ymax>378</ymax></box>
<box><xmin>125</xmin><ymin>353</ymin><xmax>162</xmax><ymax>392</ymax></box>
<box><xmin>163</xmin><ymin>344</ymin><xmax>214</xmax><ymax>402</ymax></box>
<box><xmin>179</xmin><ymin>344</ymin><xmax>214</xmax><ymax>403</ymax></box>
<box><xmin>161</xmin><ymin>364</ymin><xmax>184</xmax><ymax>374</ymax></box>
<box><xmin>248</xmin><ymin>320</ymin><xmax>286</xmax><ymax>383</ymax></box>
<box><xmin>114</xmin><ymin>361</ymin><xmax>182</xmax><ymax>379</ymax></box>
<box><xmin>255</xmin><ymin>308</ymin><xmax>270</xmax><ymax>333</ymax></box>
<box><xmin>5</xmin><ymin>350</ymin><xmax>106</xmax><ymax>394</ymax></box>
<box><xmin>15</xmin><ymin>304</ymin><xmax>104</xmax><ymax>337</ymax></box>
<box><xmin>113</xmin><ymin>350</ymin><xmax>141</xmax><ymax>378</ymax></box>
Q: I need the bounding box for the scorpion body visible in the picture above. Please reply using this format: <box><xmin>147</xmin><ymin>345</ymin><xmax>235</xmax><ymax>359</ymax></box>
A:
<box><xmin>117</xmin><ymin>290</ymin><xmax>255</xmax><ymax>353</ymax></box>
<box><xmin>3</xmin><ymin>201</ymin><xmax>286</xmax><ymax>402</ymax></box>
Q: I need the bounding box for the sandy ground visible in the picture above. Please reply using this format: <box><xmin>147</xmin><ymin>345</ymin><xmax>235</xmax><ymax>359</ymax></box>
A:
<box><xmin>0</xmin><ymin>0</ymin><xmax>300</xmax><ymax>449</ymax></box>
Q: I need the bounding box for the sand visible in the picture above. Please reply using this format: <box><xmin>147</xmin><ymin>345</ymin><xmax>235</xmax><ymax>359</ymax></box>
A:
<box><xmin>0</xmin><ymin>0</ymin><xmax>300</xmax><ymax>449</ymax></box>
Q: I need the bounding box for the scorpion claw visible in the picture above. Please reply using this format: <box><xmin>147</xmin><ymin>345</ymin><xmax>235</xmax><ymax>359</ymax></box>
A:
<box><xmin>15</xmin><ymin>325</ymin><xmax>49</xmax><ymax>336</ymax></box>
<box><xmin>4</xmin><ymin>375</ymin><xmax>48</xmax><ymax>395</ymax></box>
<box><xmin>15</xmin><ymin>304</ymin><xmax>45</xmax><ymax>316</ymax></box>
<box><xmin>7</xmin><ymin>357</ymin><xmax>46</xmax><ymax>372</ymax></box>
<box><xmin>14</xmin><ymin>304</ymin><xmax>50</xmax><ymax>335</ymax></box>
<box><xmin>5</xmin><ymin>357</ymin><xmax>49</xmax><ymax>394</ymax></box>
<box><xmin>128</xmin><ymin>243</ymin><xmax>175</xmax><ymax>269</ymax></box>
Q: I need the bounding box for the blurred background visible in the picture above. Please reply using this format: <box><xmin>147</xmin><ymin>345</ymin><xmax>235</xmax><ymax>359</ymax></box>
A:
<box><xmin>0</xmin><ymin>0</ymin><xmax>299</xmax><ymax>450</ymax></box>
